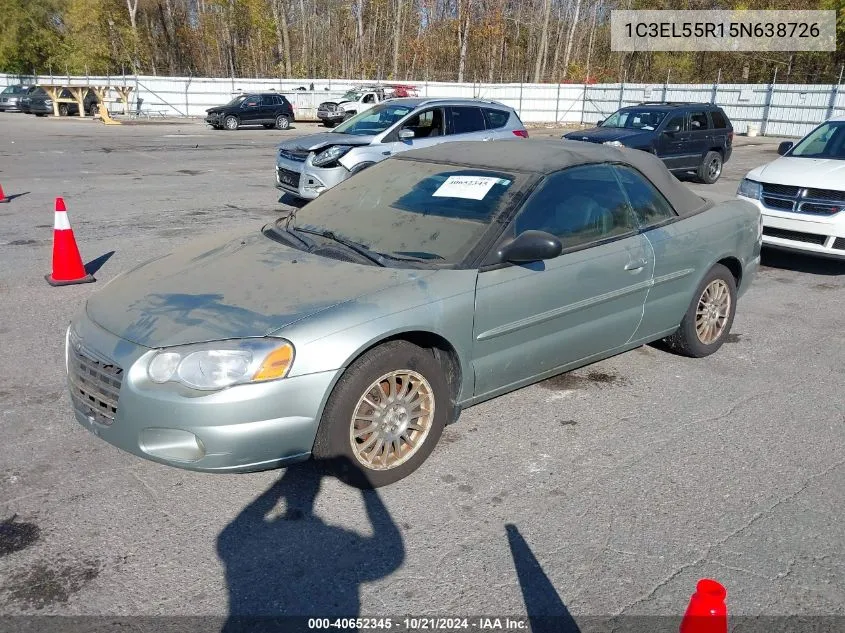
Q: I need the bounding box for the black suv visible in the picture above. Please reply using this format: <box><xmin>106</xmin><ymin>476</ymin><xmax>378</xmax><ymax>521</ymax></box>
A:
<box><xmin>563</xmin><ymin>102</ymin><xmax>733</xmax><ymax>184</ymax></box>
<box><xmin>206</xmin><ymin>92</ymin><xmax>295</xmax><ymax>131</ymax></box>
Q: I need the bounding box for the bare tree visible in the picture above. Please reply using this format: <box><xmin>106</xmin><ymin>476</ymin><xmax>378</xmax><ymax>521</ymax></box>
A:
<box><xmin>533</xmin><ymin>0</ymin><xmax>552</xmax><ymax>83</ymax></box>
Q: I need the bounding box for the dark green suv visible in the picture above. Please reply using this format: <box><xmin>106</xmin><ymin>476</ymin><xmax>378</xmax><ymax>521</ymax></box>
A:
<box><xmin>564</xmin><ymin>102</ymin><xmax>734</xmax><ymax>184</ymax></box>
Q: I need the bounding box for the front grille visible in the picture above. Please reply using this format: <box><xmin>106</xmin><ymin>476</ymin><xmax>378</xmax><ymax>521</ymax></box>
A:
<box><xmin>761</xmin><ymin>183</ymin><xmax>800</xmax><ymax>196</ymax></box>
<box><xmin>278</xmin><ymin>148</ymin><xmax>309</xmax><ymax>162</ymax></box>
<box><xmin>762</xmin><ymin>197</ymin><xmax>794</xmax><ymax>210</ymax></box>
<box><xmin>762</xmin><ymin>227</ymin><xmax>827</xmax><ymax>245</ymax></box>
<box><xmin>833</xmin><ymin>237</ymin><xmax>845</xmax><ymax>250</ymax></box>
<box><xmin>276</xmin><ymin>166</ymin><xmax>301</xmax><ymax>188</ymax></box>
<box><xmin>318</xmin><ymin>102</ymin><xmax>337</xmax><ymax>112</ymax></box>
<box><xmin>760</xmin><ymin>183</ymin><xmax>845</xmax><ymax>215</ymax></box>
<box><xmin>68</xmin><ymin>335</ymin><xmax>123</xmax><ymax>426</ymax></box>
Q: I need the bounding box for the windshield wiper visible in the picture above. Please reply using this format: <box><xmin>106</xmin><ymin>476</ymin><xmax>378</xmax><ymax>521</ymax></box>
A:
<box><xmin>295</xmin><ymin>227</ymin><xmax>387</xmax><ymax>267</ymax></box>
<box><xmin>388</xmin><ymin>251</ymin><xmax>445</xmax><ymax>261</ymax></box>
<box><xmin>271</xmin><ymin>216</ymin><xmax>316</xmax><ymax>250</ymax></box>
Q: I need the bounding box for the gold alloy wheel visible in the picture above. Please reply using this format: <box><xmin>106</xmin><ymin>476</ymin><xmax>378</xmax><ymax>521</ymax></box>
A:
<box><xmin>349</xmin><ymin>370</ymin><xmax>435</xmax><ymax>471</ymax></box>
<box><xmin>695</xmin><ymin>279</ymin><xmax>731</xmax><ymax>345</ymax></box>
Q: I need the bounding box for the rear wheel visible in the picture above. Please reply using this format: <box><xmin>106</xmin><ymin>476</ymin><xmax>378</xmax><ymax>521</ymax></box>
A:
<box><xmin>88</xmin><ymin>103</ymin><xmax>99</xmax><ymax>116</ymax></box>
<box><xmin>223</xmin><ymin>115</ymin><xmax>239</xmax><ymax>130</ymax></box>
<box><xmin>663</xmin><ymin>264</ymin><xmax>737</xmax><ymax>357</ymax></box>
<box><xmin>312</xmin><ymin>341</ymin><xmax>449</xmax><ymax>488</ymax></box>
<box><xmin>697</xmin><ymin>151</ymin><xmax>723</xmax><ymax>184</ymax></box>
<box><xmin>58</xmin><ymin>104</ymin><xmax>69</xmax><ymax>116</ymax></box>
<box><xmin>274</xmin><ymin>114</ymin><xmax>290</xmax><ymax>130</ymax></box>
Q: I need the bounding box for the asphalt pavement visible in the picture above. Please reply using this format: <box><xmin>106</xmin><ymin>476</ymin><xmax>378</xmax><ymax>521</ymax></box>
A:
<box><xmin>0</xmin><ymin>114</ymin><xmax>843</xmax><ymax>629</ymax></box>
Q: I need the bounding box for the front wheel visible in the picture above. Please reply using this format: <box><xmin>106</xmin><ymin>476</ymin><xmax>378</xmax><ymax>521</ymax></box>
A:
<box><xmin>312</xmin><ymin>341</ymin><xmax>449</xmax><ymax>488</ymax></box>
<box><xmin>58</xmin><ymin>104</ymin><xmax>69</xmax><ymax>116</ymax></box>
<box><xmin>274</xmin><ymin>114</ymin><xmax>290</xmax><ymax>130</ymax></box>
<box><xmin>697</xmin><ymin>151</ymin><xmax>723</xmax><ymax>184</ymax></box>
<box><xmin>663</xmin><ymin>263</ymin><xmax>737</xmax><ymax>357</ymax></box>
<box><xmin>223</xmin><ymin>115</ymin><xmax>239</xmax><ymax>130</ymax></box>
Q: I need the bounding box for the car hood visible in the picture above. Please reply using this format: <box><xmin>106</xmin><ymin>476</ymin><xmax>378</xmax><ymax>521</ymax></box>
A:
<box><xmin>747</xmin><ymin>156</ymin><xmax>845</xmax><ymax>189</ymax></box>
<box><xmin>563</xmin><ymin>127</ymin><xmax>653</xmax><ymax>144</ymax></box>
<box><xmin>277</xmin><ymin>132</ymin><xmax>374</xmax><ymax>153</ymax></box>
<box><xmin>85</xmin><ymin>228</ymin><xmax>433</xmax><ymax>348</ymax></box>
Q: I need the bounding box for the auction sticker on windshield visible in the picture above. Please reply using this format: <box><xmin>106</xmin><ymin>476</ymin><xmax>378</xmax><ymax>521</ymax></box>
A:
<box><xmin>432</xmin><ymin>176</ymin><xmax>509</xmax><ymax>200</ymax></box>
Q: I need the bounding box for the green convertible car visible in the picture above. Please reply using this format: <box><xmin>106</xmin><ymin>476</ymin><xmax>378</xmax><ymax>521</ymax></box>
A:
<box><xmin>66</xmin><ymin>139</ymin><xmax>762</xmax><ymax>487</ymax></box>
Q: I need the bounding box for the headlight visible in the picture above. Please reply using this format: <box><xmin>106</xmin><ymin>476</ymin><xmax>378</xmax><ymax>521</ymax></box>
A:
<box><xmin>737</xmin><ymin>178</ymin><xmax>762</xmax><ymax>200</ymax></box>
<box><xmin>312</xmin><ymin>145</ymin><xmax>353</xmax><ymax>167</ymax></box>
<box><xmin>603</xmin><ymin>140</ymin><xmax>624</xmax><ymax>147</ymax></box>
<box><xmin>146</xmin><ymin>338</ymin><xmax>294</xmax><ymax>391</ymax></box>
<box><xmin>45</xmin><ymin>100</ymin><xmax>53</xmax><ymax>105</ymax></box>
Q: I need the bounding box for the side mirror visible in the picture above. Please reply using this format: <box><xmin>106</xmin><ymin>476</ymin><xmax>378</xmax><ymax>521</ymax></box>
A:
<box><xmin>777</xmin><ymin>141</ymin><xmax>793</xmax><ymax>156</ymax></box>
<box><xmin>664</xmin><ymin>124</ymin><xmax>681</xmax><ymax>134</ymax></box>
<box><xmin>596</xmin><ymin>119</ymin><xmax>604</xmax><ymax>126</ymax></box>
<box><xmin>497</xmin><ymin>230</ymin><xmax>563</xmax><ymax>264</ymax></box>
<box><xmin>398</xmin><ymin>129</ymin><xmax>415</xmax><ymax>140</ymax></box>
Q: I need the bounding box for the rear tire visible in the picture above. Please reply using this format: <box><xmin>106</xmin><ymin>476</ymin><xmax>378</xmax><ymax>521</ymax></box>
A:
<box><xmin>312</xmin><ymin>341</ymin><xmax>449</xmax><ymax>488</ymax></box>
<box><xmin>88</xmin><ymin>103</ymin><xmax>99</xmax><ymax>116</ymax></box>
<box><xmin>223</xmin><ymin>115</ymin><xmax>239</xmax><ymax>130</ymax></box>
<box><xmin>697</xmin><ymin>151</ymin><xmax>723</xmax><ymax>184</ymax></box>
<box><xmin>274</xmin><ymin>114</ymin><xmax>291</xmax><ymax>130</ymax></box>
<box><xmin>662</xmin><ymin>263</ymin><xmax>737</xmax><ymax>358</ymax></box>
<box><xmin>58</xmin><ymin>104</ymin><xmax>69</xmax><ymax>116</ymax></box>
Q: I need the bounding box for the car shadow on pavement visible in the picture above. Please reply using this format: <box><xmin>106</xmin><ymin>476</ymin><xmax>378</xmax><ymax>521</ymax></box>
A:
<box><xmin>216</xmin><ymin>459</ymin><xmax>404</xmax><ymax>632</ymax></box>
<box><xmin>506</xmin><ymin>523</ymin><xmax>581</xmax><ymax>633</ymax></box>
<box><xmin>760</xmin><ymin>248</ymin><xmax>845</xmax><ymax>276</ymax></box>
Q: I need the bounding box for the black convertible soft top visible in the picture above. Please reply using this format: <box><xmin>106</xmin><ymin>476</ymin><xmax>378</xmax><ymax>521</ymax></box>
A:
<box><xmin>396</xmin><ymin>139</ymin><xmax>713</xmax><ymax>218</ymax></box>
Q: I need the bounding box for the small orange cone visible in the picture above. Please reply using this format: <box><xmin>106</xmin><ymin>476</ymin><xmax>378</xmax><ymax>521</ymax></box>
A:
<box><xmin>680</xmin><ymin>579</ymin><xmax>728</xmax><ymax>633</ymax></box>
<box><xmin>0</xmin><ymin>183</ymin><xmax>6</xmax><ymax>203</ymax></box>
<box><xmin>45</xmin><ymin>197</ymin><xmax>95</xmax><ymax>286</ymax></box>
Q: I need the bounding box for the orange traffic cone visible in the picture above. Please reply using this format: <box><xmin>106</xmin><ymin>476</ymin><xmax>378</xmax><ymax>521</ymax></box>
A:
<box><xmin>680</xmin><ymin>579</ymin><xmax>728</xmax><ymax>633</ymax></box>
<box><xmin>0</xmin><ymin>183</ymin><xmax>6</xmax><ymax>203</ymax></box>
<box><xmin>45</xmin><ymin>197</ymin><xmax>95</xmax><ymax>286</ymax></box>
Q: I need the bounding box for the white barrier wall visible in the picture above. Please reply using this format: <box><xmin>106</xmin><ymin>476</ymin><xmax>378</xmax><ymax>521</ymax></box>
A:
<box><xmin>1</xmin><ymin>73</ymin><xmax>843</xmax><ymax>137</ymax></box>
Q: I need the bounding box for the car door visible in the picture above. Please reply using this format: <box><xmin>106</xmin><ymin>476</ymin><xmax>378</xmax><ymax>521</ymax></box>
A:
<box><xmin>685</xmin><ymin>110</ymin><xmax>712</xmax><ymax>168</ymax></box>
<box><xmin>260</xmin><ymin>94</ymin><xmax>277</xmax><ymax>122</ymax></box>
<box><xmin>445</xmin><ymin>106</ymin><xmax>489</xmax><ymax>142</ymax></box>
<box><xmin>472</xmin><ymin>164</ymin><xmax>654</xmax><ymax>398</ymax></box>
<box><xmin>239</xmin><ymin>95</ymin><xmax>261</xmax><ymax>123</ymax></box>
<box><xmin>656</xmin><ymin>113</ymin><xmax>688</xmax><ymax>170</ymax></box>
<box><xmin>386</xmin><ymin>107</ymin><xmax>447</xmax><ymax>156</ymax></box>
<box><xmin>613</xmin><ymin>164</ymin><xmax>699</xmax><ymax>339</ymax></box>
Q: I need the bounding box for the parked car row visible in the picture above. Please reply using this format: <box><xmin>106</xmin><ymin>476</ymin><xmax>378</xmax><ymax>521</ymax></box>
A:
<box><xmin>0</xmin><ymin>84</ymin><xmax>99</xmax><ymax>116</ymax></box>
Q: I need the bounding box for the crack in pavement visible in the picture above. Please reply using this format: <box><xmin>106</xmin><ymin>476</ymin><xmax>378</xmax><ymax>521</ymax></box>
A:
<box><xmin>612</xmin><ymin>456</ymin><xmax>845</xmax><ymax>617</ymax></box>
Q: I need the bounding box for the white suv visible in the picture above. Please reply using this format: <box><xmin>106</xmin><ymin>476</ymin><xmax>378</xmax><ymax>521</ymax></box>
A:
<box><xmin>276</xmin><ymin>98</ymin><xmax>528</xmax><ymax>200</ymax></box>
<box><xmin>737</xmin><ymin>116</ymin><xmax>845</xmax><ymax>260</ymax></box>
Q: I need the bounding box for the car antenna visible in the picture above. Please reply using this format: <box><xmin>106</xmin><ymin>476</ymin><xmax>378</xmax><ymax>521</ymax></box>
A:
<box><xmin>284</xmin><ymin>208</ymin><xmax>297</xmax><ymax>229</ymax></box>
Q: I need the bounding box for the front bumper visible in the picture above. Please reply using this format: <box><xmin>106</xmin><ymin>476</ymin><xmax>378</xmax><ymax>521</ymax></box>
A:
<box><xmin>29</xmin><ymin>103</ymin><xmax>53</xmax><ymax>115</ymax></box>
<box><xmin>67</xmin><ymin>314</ymin><xmax>340</xmax><ymax>473</ymax></box>
<box><xmin>0</xmin><ymin>98</ymin><xmax>21</xmax><ymax>112</ymax></box>
<box><xmin>205</xmin><ymin>112</ymin><xmax>223</xmax><ymax>126</ymax></box>
<box><xmin>275</xmin><ymin>154</ymin><xmax>350</xmax><ymax>200</ymax></box>
<box><xmin>317</xmin><ymin>109</ymin><xmax>344</xmax><ymax>123</ymax></box>
<box><xmin>738</xmin><ymin>195</ymin><xmax>845</xmax><ymax>260</ymax></box>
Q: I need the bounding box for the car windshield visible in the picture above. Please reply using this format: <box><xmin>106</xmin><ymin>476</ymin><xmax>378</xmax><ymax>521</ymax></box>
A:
<box><xmin>333</xmin><ymin>103</ymin><xmax>414</xmax><ymax>136</ymax></box>
<box><xmin>341</xmin><ymin>91</ymin><xmax>364</xmax><ymax>101</ymax></box>
<box><xmin>275</xmin><ymin>159</ymin><xmax>526</xmax><ymax>264</ymax></box>
<box><xmin>788</xmin><ymin>122</ymin><xmax>845</xmax><ymax>160</ymax></box>
<box><xmin>601</xmin><ymin>109</ymin><xmax>667</xmax><ymax>131</ymax></box>
<box><xmin>224</xmin><ymin>95</ymin><xmax>248</xmax><ymax>107</ymax></box>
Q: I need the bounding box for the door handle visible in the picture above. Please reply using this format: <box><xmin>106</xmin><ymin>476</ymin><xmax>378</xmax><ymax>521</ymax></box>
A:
<box><xmin>624</xmin><ymin>258</ymin><xmax>648</xmax><ymax>271</ymax></box>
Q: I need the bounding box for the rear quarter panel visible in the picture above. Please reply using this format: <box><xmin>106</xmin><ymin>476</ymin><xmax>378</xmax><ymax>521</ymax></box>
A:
<box><xmin>636</xmin><ymin>198</ymin><xmax>761</xmax><ymax>338</ymax></box>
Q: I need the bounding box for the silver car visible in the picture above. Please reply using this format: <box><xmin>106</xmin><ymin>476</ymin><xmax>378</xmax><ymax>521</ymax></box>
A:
<box><xmin>67</xmin><ymin>140</ymin><xmax>760</xmax><ymax>488</ymax></box>
<box><xmin>275</xmin><ymin>97</ymin><xmax>528</xmax><ymax>200</ymax></box>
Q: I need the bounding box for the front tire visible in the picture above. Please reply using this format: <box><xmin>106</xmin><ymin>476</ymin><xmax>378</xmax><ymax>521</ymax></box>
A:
<box><xmin>223</xmin><ymin>115</ymin><xmax>239</xmax><ymax>130</ymax></box>
<box><xmin>663</xmin><ymin>263</ymin><xmax>737</xmax><ymax>358</ymax></box>
<box><xmin>58</xmin><ymin>104</ymin><xmax>69</xmax><ymax>116</ymax></box>
<box><xmin>697</xmin><ymin>151</ymin><xmax>723</xmax><ymax>184</ymax></box>
<box><xmin>312</xmin><ymin>341</ymin><xmax>449</xmax><ymax>488</ymax></box>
